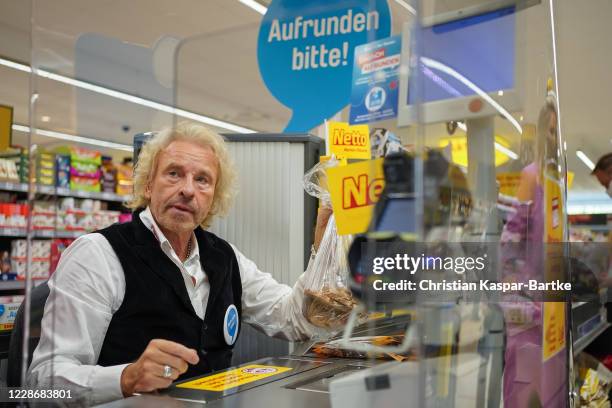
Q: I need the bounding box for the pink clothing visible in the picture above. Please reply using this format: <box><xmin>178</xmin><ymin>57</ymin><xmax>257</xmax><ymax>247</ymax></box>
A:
<box><xmin>500</xmin><ymin>163</ymin><xmax>567</xmax><ymax>407</ymax></box>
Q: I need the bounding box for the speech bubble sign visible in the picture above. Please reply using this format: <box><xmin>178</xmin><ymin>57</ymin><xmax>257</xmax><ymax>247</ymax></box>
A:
<box><xmin>257</xmin><ymin>0</ymin><xmax>391</xmax><ymax>133</ymax></box>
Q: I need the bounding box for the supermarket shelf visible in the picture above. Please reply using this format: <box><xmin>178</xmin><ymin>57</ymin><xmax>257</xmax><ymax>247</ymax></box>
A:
<box><xmin>0</xmin><ymin>181</ymin><xmax>130</xmax><ymax>202</ymax></box>
<box><xmin>573</xmin><ymin>322</ymin><xmax>610</xmax><ymax>356</ymax></box>
<box><xmin>0</xmin><ymin>279</ymin><xmax>46</xmax><ymax>292</ymax></box>
<box><xmin>0</xmin><ymin>228</ymin><xmax>85</xmax><ymax>239</ymax></box>
<box><xmin>0</xmin><ymin>280</ymin><xmax>24</xmax><ymax>290</ymax></box>
<box><xmin>570</xmin><ymin>224</ymin><xmax>610</xmax><ymax>232</ymax></box>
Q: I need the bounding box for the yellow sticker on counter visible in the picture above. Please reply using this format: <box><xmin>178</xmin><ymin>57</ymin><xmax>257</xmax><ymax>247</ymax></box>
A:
<box><xmin>328</xmin><ymin>121</ymin><xmax>371</xmax><ymax>159</ymax></box>
<box><xmin>327</xmin><ymin>158</ymin><xmax>384</xmax><ymax>235</ymax></box>
<box><xmin>177</xmin><ymin>364</ymin><xmax>293</xmax><ymax>392</ymax></box>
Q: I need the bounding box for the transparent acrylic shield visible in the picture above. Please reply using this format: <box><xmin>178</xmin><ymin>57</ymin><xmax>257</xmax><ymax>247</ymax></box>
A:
<box><xmin>22</xmin><ymin>0</ymin><xmax>197</xmax><ymax>404</ymax></box>
<box><xmin>341</xmin><ymin>1</ymin><xmax>571</xmax><ymax>407</ymax></box>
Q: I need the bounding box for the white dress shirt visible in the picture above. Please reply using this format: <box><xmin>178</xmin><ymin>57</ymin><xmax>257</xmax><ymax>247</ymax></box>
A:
<box><xmin>27</xmin><ymin>208</ymin><xmax>316</xmax><ymax>406</ymax></box>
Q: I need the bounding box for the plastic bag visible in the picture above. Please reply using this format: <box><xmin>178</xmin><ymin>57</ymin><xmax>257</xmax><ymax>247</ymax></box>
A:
<box><xmin>302</xmin><ymin>215</ymin><xmax>356</xmax><ymax>329</ymax></box>
<box><xmin>302</xmin><ymin>159</ymin><xmax>359</xmax><ymax>330</ymax></box>
<box><xmin>302</xmin><ymin>157</ymin><xmax>338</xmax><ymax>207</ymax></box>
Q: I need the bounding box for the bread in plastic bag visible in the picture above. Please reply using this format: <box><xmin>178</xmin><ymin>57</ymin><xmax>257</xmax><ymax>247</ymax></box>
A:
<box><xmin>303</xmin><ymin>157</ymin><xmax>364</xmax><ymax>329</ymax></box>
<box><xmin>302</xmin><ymin>214</ymin><xmax>357</xmax><ymax>329</ymax></box>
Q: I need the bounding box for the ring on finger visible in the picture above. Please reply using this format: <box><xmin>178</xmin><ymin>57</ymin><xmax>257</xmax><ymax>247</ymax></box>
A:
<box><xmin>163</xmin><ymin>364</ymin><xmax>173</xmax><ymax>378</ymax></box>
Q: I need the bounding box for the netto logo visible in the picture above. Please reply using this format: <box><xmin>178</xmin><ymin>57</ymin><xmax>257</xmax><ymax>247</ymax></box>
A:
<box><xmin>332</xmin><ymin>128</ymin><xmax>368</xmax><ymax>146</ymax></box>
<box><xmin>342</xmin><ymin>174</ymin><xmax>384</xmax><ymax>209</ymax></box>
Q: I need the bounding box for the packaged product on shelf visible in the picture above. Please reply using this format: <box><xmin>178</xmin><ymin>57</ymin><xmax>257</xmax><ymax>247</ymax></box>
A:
<box><xmin>0</xmin><ymin>203</ymin><xmax>28</xmax><ymax>229</ymax></box>
<box><xmin>70</xmin><ymin>160</ymin><xmax>101</xmax><ymax>179</ymax></box>
<box><xmin>36</xmin><ymin>151</ymin><xmax>56</xmax><ymax>186</ymax></box>
<box><xmin>60</xmin><ymin>197</ymin><xmax>75</xmax><ymax>211</ymax></box>
<box><xmin>18</xmin><ymin>151</ymin><xmax>29</xmax><ymax>184</ymax></box>
<box><xmin>55</xmin><ymin>154</ymin><xmax>71</xmax><ymax>188</ymax></box>
<box><xmin>0</xmin><ymin>251</ymin><xmax>10</xmax><ymax>273</ymax></box>
<box><xmin>10</xmin><ymin>240</ymin><xmax>27</xmax><ymax>259</ymax></box>
<box><xmin>0</xmin><ymin>302</ymin><xmax>21</xmax><ymax>331</ymax></box>
<box><xmin>119</xmin><ymin>213</ymin><xmax>132</xmax><ymax>224</ymax></box>
<box><xmin>116</xmin><ymin>158</ymin><xmax>133</xmax><ymax>196</ymax></box>
<box><xmin>100</xmin><ymin>155</ymin><xmax>118</xmax><ymax>193</ymax></box>
<box><xmin>68</xmin><ymin>146</ymin><xmax>101</xmax><ymax>192</ymax></box>
<box><xmin>71</xmin><ymin>175</ymin><xmax>101</xmax><ymax>192</ymax></box>
<box><xmin>0</xmin><ymin>159</ymin><xmax>19</xmax><ymax>182</ymax></box>
<box><xmin>32</xmin><ymin>201</ymin><xmax>56</xmax><ymax>230</ymax></box>
<box><xmin>11</xmin><ymin>239</ymin><xmax>51</xmax><ymax>280</ymax></box>
<box><xmin>301</xmin><ymin>160</ymin><xmax>360</xmax><ymax>330</ymax></box>
<box><xmin>92</xmin><ymin>210</ymin><xmax>120</xmax><ymax>230</ymax></box>
<box><xmin>31</xmin><ymin>240</ymin><xmax>51</xmax><ymax>259</ymax></box>
<box><xmin>80</xmin><ymin>199</ymin><xmax>95</xmax><ymax>212</ymax></box>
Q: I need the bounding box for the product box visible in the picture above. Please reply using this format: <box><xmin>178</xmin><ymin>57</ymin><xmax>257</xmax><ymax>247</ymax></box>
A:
<box><xmin>36</xmin><ymin>151</ymin><xmax>56</xmax><ymax>186</ymax></box>
<box><xmin>70</xmin><ymin>176</ymin><xmax>101</xmax><ymax>192</ymax></box>
<box><xmin>0</xmin><ymin>302</ymin><xmax>20</xmax><ymax>331</ymax></box>
<box><xmin>116</xmin><ymin>161</ymin><xmax>133</xmax><ymax>196</ymax></box>
<box><xmin>55</xmin><ymin>154</ymin><xmax>71</xmax><ymax>188</ymax></box>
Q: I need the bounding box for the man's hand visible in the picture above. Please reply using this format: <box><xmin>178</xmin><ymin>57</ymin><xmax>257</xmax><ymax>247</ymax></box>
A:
<box><xmin>120</xmin><ymin>339</ymin><xmax>199</xmax><ymax>397</ymax></box>
<box><xmin>313</xmin><ymin>206</ymin><xmax>333</xmax><ymax>252</ymax></box>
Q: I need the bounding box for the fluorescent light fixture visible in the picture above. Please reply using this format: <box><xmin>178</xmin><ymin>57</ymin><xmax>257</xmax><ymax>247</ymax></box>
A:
<box><xmin>0</xmin><ymin>58</ymin><xmax>31</xmax><ymax>73</ymax></box>
<box><xmin>394</xmin><ymin>0</ymin><xmax>417</xmax><ymax>15</ymax></box>
<box><xmin>421</xmin><ymin>57</ymin><xmax>523</xmax><ymax>135</ymax></box>
<box><xmin>12</xmin><ymin>124</ymin><xmax>134</xmax><ymax>152</ymax></box>
<box><xmin>576</xmin><ymin>149</ymin><xmax>595</xmax><ymax>171</ymax></box>
<box><xmin>238</xmin><ymin>0</ymin><xmax>267</xmax><ymax>14</ymax></box>
<box><xmin>456</xmin><ymin>121</ymin><xmax>518</xmax><ymax>160</ymax></box>
<box><xmin>0</xmin><ymin>57</ymin><xmax>256</xmax><ymax>134</ymax></box>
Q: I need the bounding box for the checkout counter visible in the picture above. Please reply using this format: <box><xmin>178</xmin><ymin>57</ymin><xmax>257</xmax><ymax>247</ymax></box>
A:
<box><xmin>96</xmin><ymin>307</ymin><xmax>500</xmax><ymax>408</ymax></box>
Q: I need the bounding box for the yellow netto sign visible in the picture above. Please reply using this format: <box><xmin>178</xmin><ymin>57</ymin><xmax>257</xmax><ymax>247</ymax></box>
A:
<box><xmin>328</xmin><ymin>121</ymin><xmax>371</xmax><ymax>159</ymax></box>
<box><xmin>327</xmin><ymin>158</ymin><xmax>384</xmax><ymax>235</ymax></box>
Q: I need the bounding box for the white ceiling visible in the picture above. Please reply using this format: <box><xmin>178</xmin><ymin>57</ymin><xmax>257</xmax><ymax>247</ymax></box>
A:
<box><xmin>0</xmin><ymin>0</ymin><xmax>611</xmax><ymax>204</ymax></box>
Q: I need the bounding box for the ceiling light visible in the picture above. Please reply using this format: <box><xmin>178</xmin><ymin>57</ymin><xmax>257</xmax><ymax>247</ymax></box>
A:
<box><xmin>575</xmin><ymin>149</ymin><xmax>595</xmax><ymax>171</ymax></box>
<box><xmin>0</xmin><ymin>57</ymin><xmax>256</xmax><ymax>134</ymax></box>
<box><xmin>12</xmin><ymin>124</ymin><xmax>133</xmax><ymax>152</ymax></box>
<box><xmin>519</xmin><ymin>115</ymin><xmax>523</xmax><ymax>121</ymax></box>
<box><xmin>238</xmin><ymin>0</ymin><xmax>267</xmax><ymax>14</ymax></box>
<box><xmin>394</xmin><ymin>0</ymin><xmax>417</xmax><ymax>14</ymax></box>
<box><xmin>41</xmin><ymin>116</ymin><xmax>50</xmax><ymax>123</ymax></box>
<box><xmin>497</xmin><ymin>90</ymin><xmax>504</xmax><ymax>96</ymax></box>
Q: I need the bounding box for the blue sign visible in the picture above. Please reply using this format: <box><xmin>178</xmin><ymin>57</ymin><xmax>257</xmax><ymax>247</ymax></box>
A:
<box><xmin>349</xmin><ymin>35</ymin><xmax>401</xmax><ymax>124</ymax></box>
<box><xmin>223</xmin><ymin>304</ymin><xmax>239</xmax><ymax>345</ymax></box>
<box><xmin>257</xmin><ymin>0</ymin><xmax>391</xmax><ymax>133</ymax></box>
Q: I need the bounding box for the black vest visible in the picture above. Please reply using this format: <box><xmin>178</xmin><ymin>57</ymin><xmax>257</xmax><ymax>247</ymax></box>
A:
<box><xmin>96</xmin><ymin>213</ymin><xmax>242</xmax><ymax>380</ymax></box>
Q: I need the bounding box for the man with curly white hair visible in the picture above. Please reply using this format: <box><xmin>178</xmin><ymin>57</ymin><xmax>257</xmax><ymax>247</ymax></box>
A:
<box><xmin>28</xmin><ymin>123</ymin><xmax>331</xmax><ymax>405</ymax></box>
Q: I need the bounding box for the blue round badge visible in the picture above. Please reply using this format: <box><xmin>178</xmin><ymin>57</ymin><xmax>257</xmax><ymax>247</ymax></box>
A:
<box><xmin>223</xmin><ymin>304</ymin><xmax>239</xmax><ymax>346</ymax></box>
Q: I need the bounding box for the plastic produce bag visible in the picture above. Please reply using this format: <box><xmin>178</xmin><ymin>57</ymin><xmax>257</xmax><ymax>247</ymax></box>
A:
<box><xmin>302</xmin><ymin>159</ymin><xmax>359</xmax><ymax>330</ymax></box>
<box><xmin>302</xmin><ymin>215</ymin><xmax>356</xmax><ymax>329</ymax></box>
